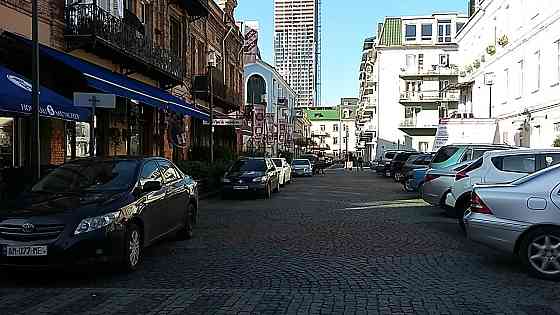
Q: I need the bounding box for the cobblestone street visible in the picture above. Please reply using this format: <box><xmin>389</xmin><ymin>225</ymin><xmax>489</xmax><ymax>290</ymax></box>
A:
<box><xmin>1</xmin><ymin>169</ymin><xmax>559</xmax><ymax>314</ymax></box>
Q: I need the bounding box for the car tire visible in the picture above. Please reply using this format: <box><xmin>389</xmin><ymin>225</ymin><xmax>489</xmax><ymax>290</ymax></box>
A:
<box><xmin>121</xmin><ymin>223</ymin><xmax>142</xmax><ymax>272</ymax></box>
<box><xmin>457</xmin><ymin>201</ymin><xmax>470</xmax><ymax>233</ymax></box>
<box><xmin>177</xmin><ymin>203</ymin><xmax>195</xmax><ymax>240</ymax></box>
<box><xmin>520</xmin><ymin>227</ymin><xmax>560</xmax><ymax>281</ymax></box>
<box><xmin>274</xmin><ymin>180</ymin><xmax>280</xmax><ymax>193</ymax></box>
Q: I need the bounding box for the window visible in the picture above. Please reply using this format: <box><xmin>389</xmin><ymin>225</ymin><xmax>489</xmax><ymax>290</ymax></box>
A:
<box><xmin>539</xmin><ymin>153</ymin><xmax>560</xmax><ymax>169</ymax></box>
<box><xmin>432</xmin><ymin>146</ymin><xmax>459</xmax><ymax>163</ymax></box>
<box><xmin>320</xmin><ymin>125</ymin><xmax>325</xmax><ymax>131</ymax></box>
<box><xmin>419</xmin><ymin>142</ymin><xmax>429</xmax><ymax>152</ymax></box>
<box><xmin>517</xmin><ymin>59</ymin><xmax>524</xmax><ymax>98</ymax></box>
<box><xmin>139</xmin><ymin>161</ymin><xmax>163</xmax><ymax>186</ymax></box>
<box><xmin>405</xmin><ymin>54</ymin><xmax>416</xmax><ymax>68</ymax></box>
<box><xmin>555</xmin><ymin>40</ymin><xmax>560</xmax><ymax>84</ymax></box>
<box><xmin>321</xmin><ymin>138</ymin><xmax>325</xmax><ymax>144</ymax></box>
<box><xmin>555</xmin><ymin>122</ymin><xmax>560</xmax><ymax>133</ymax></box>
<box><xmin>170</xmin><ymin>18</ymin><xmax>181</xmax><ymax>57</ymax></box>
<box><xmin>343</xmin><ymin>124</ymin><xmax>348</xmax><ymax>131</ymax></box>
<box><xmin>533</xmin><ymin>50</ymin><xmax>541</xmax><ymax>92</ymax></box>
<box><xmin>343</xmin><ymin>137</ymin><xmax>346</xmax><ymax>144</ymax></box>
<box><xmin>421</xmin><ymin>24</ymin><xmax>432</xmax><ymax>40</ymax></box>
<box><xmin>456</xmin><ymin>22</ymin><xmax>465</xmax><ymax>33</ymax></box>
<box><xmin>439</xmin><ymin>54</ymin><xmax>449</xmax><ymax>67</ymax></box>
<box><xmin>333</xmin><ymin>124</ymin><xmax>338</xmax><ymax>132</ymax></box>
<box><xmin>437</xmin><ymin>20</ymin><xmax>452</xmax><ymax>43</ymax></box>
<box><xmin>492</xmin><ymin>155</ymin><xmax>536</xmax><ymax>173</ymax></box>
<box><xmin>158</xmin><ymin>160</ymin><xmax>182</xmax><ymax>182</ymax></box>
<box><xmin>333</xmin><ymin>137</ymin><xmax>338</xmax><ymax>145</ymax></box>
<box><xmin>405</xmin><ymin>24</ymin><xmax>417</xmax><ymax>41</ymax></box>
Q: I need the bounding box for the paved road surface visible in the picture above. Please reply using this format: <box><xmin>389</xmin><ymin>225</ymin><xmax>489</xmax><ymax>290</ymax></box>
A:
<box><xmin>0</xmin><ymin>169</ymin><xmax>559</xmax><ymax>314</ymax></box>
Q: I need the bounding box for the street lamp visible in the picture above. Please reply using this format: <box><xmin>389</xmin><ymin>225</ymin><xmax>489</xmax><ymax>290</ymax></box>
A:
<box><xmin>484</xmin><ymin>72</ymin><xmax>495</xmax><ymax>118</ymax></box>
<box><xmin>208</xmin><ymin>51</ymin><xmax>217</xmax><ymax>163</ymax></box>
<box><xmin>31</xmin><ymin>0</ymin><xmax>40</xmax><ymax>182</ymax></box>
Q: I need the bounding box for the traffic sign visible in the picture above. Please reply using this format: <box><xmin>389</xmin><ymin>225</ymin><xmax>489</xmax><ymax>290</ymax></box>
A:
<box><xmin>74</xmin><ymin>92</ymin><xmax>116</xmax><ymax>109</ymax></box>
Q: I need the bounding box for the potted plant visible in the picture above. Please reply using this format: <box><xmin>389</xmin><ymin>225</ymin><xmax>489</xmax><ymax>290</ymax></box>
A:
<box><xmin>486</xmin><ymin>44</ymin><xmax>496</xmax><ymax>55</ymax></box>
<box><xmin>473</xmin><ymin>59</ymin><xmax>481</xmax><ymax>69</ymax></box>
<box><xmin>497</xmin><ymin>34</ymin><xmax>509</xmax><ymax>47</ymax></box>
<box><xmin>465</xmin><ymin>64</ymin><xmax>473</xmax><ymax>73</ymax></box>
<box><xmin>554</xmin><ymin>136</ymin><xmax>560</xmax><ymax>147</ymax></box>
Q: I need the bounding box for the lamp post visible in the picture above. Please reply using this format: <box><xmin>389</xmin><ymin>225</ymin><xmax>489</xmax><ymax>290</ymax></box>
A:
<box><xmin>484</xmin><ymin>72</ymin><xmax>495</xmax><ymax>118</ymax></box>
<box><xmin>208</xmin><ymin>51</ymin><xmax>217</xmax><ymax>163</ymax></box>
<box><xmin>31</xmin><ymin>0</ymin><xmax>40</xmax><ymax>182</ymax></box>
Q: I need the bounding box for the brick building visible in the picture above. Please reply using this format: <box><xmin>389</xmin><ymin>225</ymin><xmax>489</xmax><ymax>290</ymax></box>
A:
<box><xmin>0</xmin><ymin>0</ymin><xmax>243</xmax><ymax>172</ymax></box>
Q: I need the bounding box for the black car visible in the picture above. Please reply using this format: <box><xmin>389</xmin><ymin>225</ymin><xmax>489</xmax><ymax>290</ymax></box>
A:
<box><xmin>0</xmin><ymin>157</ymin><xmax>198</xmax><ymax>271</ymax></box>
<box><xmin>222</xmin><ymin>158</ymin><xmax>280</xmax><ymax>198</ymax></box>
<box><xmin>396</xmin><ymin>153</ymin><xmax>434</xmax><ymax>183</ymax></box>
<box><xmin>376</xmin><ymin>150</ymin><xmax>406</xmax><ymax>176</ymax></box>
<box><xmin>390</xmin><ymin>152</ymin><xmax>423</xmax><ymax>182</ymax></box>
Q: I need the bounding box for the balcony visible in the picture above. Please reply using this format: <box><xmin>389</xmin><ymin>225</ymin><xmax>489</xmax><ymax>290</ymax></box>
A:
<box><xmin>183</xmin><ymin>0</ymin><xmax>209</xmax><ymax>17</ymax></box>
<box><xmin>399</xmin><ymin>90</ymin><xmax>459</xmax><ymax>104</ymax></box>
<box><xmin>193</xmin><ymin>68</ymin><xmax>242</xmax><ymax>113</ymax></box>
<box><xmin>399</xmin><ymin>65</ymin><xmax>460</xmax><ymax>79</ymax></box>
<box><xmin>398</xmin><ymin>118</ymin><xmax>438</xmax><ymax>136</ymax></box>
<box><xmin>64</xmin><ymin>4</ymin><xmax>183</xmax><ymax>86</ymax></box>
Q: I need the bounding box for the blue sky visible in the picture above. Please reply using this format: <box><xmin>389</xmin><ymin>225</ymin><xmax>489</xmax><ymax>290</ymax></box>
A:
<box><xmin>235</xmin><ymin>0</ymin><xmax>467</xmax><ymax>106</ymax></box>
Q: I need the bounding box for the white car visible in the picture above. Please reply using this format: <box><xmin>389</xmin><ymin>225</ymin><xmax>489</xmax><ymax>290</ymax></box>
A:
<box><xmin>272</xmin><ymin>158</ymin><xmax>292</xmax><ymax>186</ymax></box>
<box><xmin>446</xmin><ymin>149</ymin><xmax>560</xmax><ymax>229</ymax></box>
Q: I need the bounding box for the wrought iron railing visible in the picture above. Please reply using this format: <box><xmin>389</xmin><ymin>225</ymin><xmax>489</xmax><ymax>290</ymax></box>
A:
<box><xmin>399</xmin><ymin>90</ymin><xmax>460</xmax><ymax>102</ymax></box>
<box><xmin>65</xmin><ymin>3</ymin><xmax>183</xmax><ymax>81</ymax></box>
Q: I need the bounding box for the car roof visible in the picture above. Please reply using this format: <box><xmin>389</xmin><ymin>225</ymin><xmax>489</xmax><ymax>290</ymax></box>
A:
<box><xmin>445</xmin><ymin>143</ymin><xmax>514</xmax><ymax>148</ymax></box>
<box><xmin>68</xmin><ymin>156</ymin><xmax>156</xmax><ymax>163</ymax></box>
<box><xmin>482</xmin><ymin>148</ymin><xmax>560</xmax><ymax>158</ymax></box>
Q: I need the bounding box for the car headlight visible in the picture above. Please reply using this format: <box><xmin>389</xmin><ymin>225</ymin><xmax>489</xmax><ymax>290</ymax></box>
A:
<box><xmin>222</xmin><ymin>177</ymin><xmax>231</xmax><ymax>183</ymax></box>
<box><xmin>252</xmin><ymin>176</ymin><xmax>267</xmax><ymax>183</ymax></box>
<box><xmin>74</xmin><ymin>211</ymin><xmax>120</xmax><ymax>235</ymax></box>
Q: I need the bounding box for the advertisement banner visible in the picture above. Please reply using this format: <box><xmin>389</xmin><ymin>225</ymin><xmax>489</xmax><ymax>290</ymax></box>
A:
<box><xmin>253</xmin><ymin>104</ymin><xmax>266</xmax><ymax>141</ymax></box>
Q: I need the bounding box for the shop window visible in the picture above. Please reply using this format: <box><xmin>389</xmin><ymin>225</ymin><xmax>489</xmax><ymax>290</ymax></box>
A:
<box><xmin>0</xmin><ymin>118</ymin><xmax>14</xmax><ymax>168</ymax></box>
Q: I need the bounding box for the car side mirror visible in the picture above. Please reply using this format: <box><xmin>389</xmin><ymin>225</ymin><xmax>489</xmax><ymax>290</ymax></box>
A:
<box><xmin>142</xmin><ymin>180</ymin><xmax>162</xmax><ymax>193</ymax></box>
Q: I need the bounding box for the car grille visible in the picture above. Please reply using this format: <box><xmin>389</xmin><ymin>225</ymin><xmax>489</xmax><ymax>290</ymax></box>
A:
<box><xmin>0</xmin><ymin>223</ymin><xmax>65</xmax><ymax>241</ymax></box>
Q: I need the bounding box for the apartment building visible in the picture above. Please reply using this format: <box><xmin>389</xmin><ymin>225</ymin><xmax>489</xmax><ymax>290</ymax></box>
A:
<box><xmin>355</xmin><ymin>36</ymin><xmax>378</xmax><ymax>161</ymax></box>
<box><xmin>274</xmin><ymin>0</ymin><xmax>320</xmax><ymax>107</ymax></box>
<box><xmin>375</xmin><ymin>13</ymin><xmax>468</xmax><ymax>155</ymax></box>
<box><xmin>456</xmin><ymin>0</ymin><xmax>560</xmax><ymax>148</ymax></box>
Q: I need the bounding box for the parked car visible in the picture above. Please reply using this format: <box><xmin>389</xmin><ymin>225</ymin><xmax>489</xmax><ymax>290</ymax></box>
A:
<box><xmin>300</xmin><ymin>154</ymin><xmax>319</xmax><ymax>169</ymax></box>
<box><xmin>376</xmin><ymin>150</ymin><xmax>405</xmax><ymax>176</ymax></box>
<box><xmin>421</xmin><ymin>160</ymin><xmax>472</xmax><ymax>209</ymax></box>
<box><xmin>430</xmin><ymin>144</ymin><xmax>514</xmax><ymax>170</ymax></box>
<box><xmin>272</xmin><ymin>158</ymin><xmax>292</xmax><ymax>186</ymax></box>
<box><xmin>402</xmin><ymin>167</ymin><xmax>429</xmax><ymax>192</ymax></box>
<box><xmin>291</xmin><ymin>159</ymin><xmax>313</xmax><ymax>177</ymax></box>
<box><xmin>464</xmin><ymin>164</ymin><xmax>560</xmax><ymax>280</ymax></box>
<box><xmin>390</xmin><ymin>152</ymin><xmax>421</xmax><ymax>181</ymax></box>
<box><xmin>222</xmin><ymin>158</ymin><xmax>280</xmax><ymax>199</ymax></box>
<box><xmin>448</xmin><ymin>149</ymin><xmax>560</xmax><ymax>230</ymax></box>
<box><xmin>395</xmin><ymin>153</ymin><xmax>433</xmax><ymax>182</ymax></box>
<box><xmin>0</xmin><ymin>157</ymin><xmax>198</xmax><ymax>271</ymax></box>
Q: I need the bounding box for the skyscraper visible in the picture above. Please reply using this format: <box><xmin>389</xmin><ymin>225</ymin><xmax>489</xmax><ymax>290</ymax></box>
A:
<box><xmin>274</xmin><ymin>0</ymin><xmax>320</xmax><ymax>108</ymax></box>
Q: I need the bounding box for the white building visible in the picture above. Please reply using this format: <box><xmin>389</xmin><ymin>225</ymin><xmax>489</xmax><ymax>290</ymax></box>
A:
<box><xmin>375</xmin><ymin>13</ymin><xmax>468</xmax><ymax>155</ymax></box>
<box><xmin>456</xmin><ymin>0</ymin><xmax>560</xmax><ymax>148</ymax></box>
<box><xmin>306</xmin><ymin>105</ymin><xmax>357</xmax><ymax>158</ymax></box>
<box><xmin>274</xmin><ymin>0</ymin><xmax>320</xmax><ymax>107</ymax></box>
<box><xmin>355</xmin><ymin>36</ymin><xmax>378</xmax><ymax>162</ymax></box>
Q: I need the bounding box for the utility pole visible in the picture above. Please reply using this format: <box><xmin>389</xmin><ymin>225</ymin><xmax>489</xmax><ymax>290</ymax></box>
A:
<box><xmin>31</xmin><ymin>0</ymin><xmax>40</xmax><ymax>182</ymax></box>
<box><xmin>208</xmin><ymin>51</ymin><xmax>216</xmax><ymax>163</ymax></box>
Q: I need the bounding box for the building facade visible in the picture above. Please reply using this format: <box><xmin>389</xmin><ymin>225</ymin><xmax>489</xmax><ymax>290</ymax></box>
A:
<box><xmin>456</xmin><ymin>0</ymin><xmax>560</xmax><ymax>148</ymax></box>
<box><xmin>0</xmin><ymin>0</ymin><xmax>244</xmax><ymax>175</ymax></box>
<box><xmin>306</xmin><ymin>102</ymin><xmax>357</xmax><ymax>158</ymax></box>
<box><xmin>375</xmin><ymin>13</ymin><xmax>468</xmax><ymax>155</ymax></box>
<box><xmin>274</xmin><ymin>0</ymin><xmax>320</xmax><ymax>107</ymax></box>
<box><xmin>355</xmin><ymin>36</ymin><xmax>378</xmax><ymax>162</ymax></box>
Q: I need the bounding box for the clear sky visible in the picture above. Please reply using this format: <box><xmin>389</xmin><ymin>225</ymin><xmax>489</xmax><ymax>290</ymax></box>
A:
<box><xmin>235</xmin><ymin>0</ymin><xmax>468</xmax><ymax>106</ymax></box>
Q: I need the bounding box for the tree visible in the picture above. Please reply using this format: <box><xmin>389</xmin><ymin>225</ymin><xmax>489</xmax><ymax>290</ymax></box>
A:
<box><xmin>554</xmin><ymin>136</ymin><xmax>560</xmax><ymax>147</ymax></box>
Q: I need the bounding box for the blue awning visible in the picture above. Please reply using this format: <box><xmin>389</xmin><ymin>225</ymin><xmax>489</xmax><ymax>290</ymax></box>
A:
<box><xmin>7</xmin><ymin>32</ymin><xmax>209</xmax><ymax>121</ymax></box>
<box><xmin>0</xmin><ymin>65</ymin><xmax>91</xmax><ymax>122</ymax></box>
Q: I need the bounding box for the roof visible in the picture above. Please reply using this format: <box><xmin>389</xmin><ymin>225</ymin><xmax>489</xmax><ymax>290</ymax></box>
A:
<box><xmin>379</xmin><ymin>18</ymin><xmax>402</xmax><ymax>46</ymax></box>
<box><xmin>305</xmin><ymin>109</ymin><xmax>339</xmax><ymax>121</ymax></box>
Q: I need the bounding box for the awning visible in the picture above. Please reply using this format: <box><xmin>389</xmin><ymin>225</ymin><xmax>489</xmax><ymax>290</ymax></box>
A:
<box><xmin>0</xmin><ymin>65</ymin><xmax>91</xmax><ymax>122</ymax></box>
<box><xmin>7</xmin><ymin>32</ymin><xmax>209</xmax><ymax>121</ymax></box>
<box><xmin>442</xmin><ymin>81</ymin><xmax>474</xmax><ymax>91</ymax></box>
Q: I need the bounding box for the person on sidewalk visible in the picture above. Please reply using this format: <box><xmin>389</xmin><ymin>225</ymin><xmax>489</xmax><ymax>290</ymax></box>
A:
<box><xmin>358</xmin><ymin>156</ymin><xmax>364</xmax><ymax>171</ymax></box>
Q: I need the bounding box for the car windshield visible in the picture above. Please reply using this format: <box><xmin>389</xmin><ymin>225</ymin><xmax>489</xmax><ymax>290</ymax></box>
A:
<box><xmin>32</xmin><ymin>160</ymin><xmax>139</xmax><ymax>193</ymax></box>
<box><xmin>292</xmin><ymin>160</ymin><xmax>309</xmax><ymax>166</ymax></box>
<box><xmin>272</xmin><ymin>159</ymin><xmax>283</xmax><ymax>167</ymax></box>
<box><xmin>384</xmin><ymin>152</ymin><xmax>396</xmax><ymax>159</ymax></box>
<box><xmin>229</xmin><ymin>159</ymin><xmax>266</xmax><ymax>172</ymax></box>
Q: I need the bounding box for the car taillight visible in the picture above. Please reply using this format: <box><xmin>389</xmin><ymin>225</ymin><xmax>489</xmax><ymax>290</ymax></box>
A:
<box><xmin>424</xmin><ymin>174</ymin><xmax>440</xmax><ymax>182</ymax></box>
<box><xmin>455</xmin><ymin>170</ymin><xmax>469</xmax><ymax>181</ymax></box>
<box><xmin>470</xmin><ymin>192</ymin><xmax>492</xmax><ymax>214</ymax></box>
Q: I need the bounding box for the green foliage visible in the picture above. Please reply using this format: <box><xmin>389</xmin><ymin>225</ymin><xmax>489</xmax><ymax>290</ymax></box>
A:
<box><xmin>553</xmin><ymin>136</ymin><xmax>560</xmax><ymax>147</ymax></box>
<box><xmin>175</xmin><ymin>160</ymin><xmax>232</xmax><ymax>193</ymax></box>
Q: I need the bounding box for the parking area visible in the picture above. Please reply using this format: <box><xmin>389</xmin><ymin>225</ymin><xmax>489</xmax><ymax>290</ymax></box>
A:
<box><xmin>0</xmin><ymin>168</ymin><xmax>559</xmax><ymax>314</ymax></box>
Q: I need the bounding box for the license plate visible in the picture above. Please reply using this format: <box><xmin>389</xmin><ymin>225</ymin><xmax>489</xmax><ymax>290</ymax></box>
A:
<box><xmin>233</xmin><ymin>186</ymin><xmax>249</xmax><ymax>190</ymax></box>
<box><xmin>6</xmin><ymin>245</ymin><xmax>48</xmax><ymax>257</ymax></box>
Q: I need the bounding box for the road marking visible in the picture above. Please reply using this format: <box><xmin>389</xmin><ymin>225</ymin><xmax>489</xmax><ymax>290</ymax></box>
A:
<box><xmin>338</xmin><ymin>199</ymin><xmax>429</xmax><ymax>211</ymax></box>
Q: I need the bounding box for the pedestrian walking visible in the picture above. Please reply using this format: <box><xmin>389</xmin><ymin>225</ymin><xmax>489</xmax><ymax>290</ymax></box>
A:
<box><xmin>358</xmin><ymin>156</ymin><xmax>364</xmax><ymax>171</ymax></box>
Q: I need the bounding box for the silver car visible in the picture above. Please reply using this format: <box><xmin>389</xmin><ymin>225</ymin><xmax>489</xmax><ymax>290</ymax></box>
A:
<box><xmin>422</xmin><ymin>161</ymin><xmax>472</xmax><ymax>208</ymax></box>
<box><xmin>464</xmin><ymin>164</ymin><xmax>560</xmax><ymax>280</ymax></box>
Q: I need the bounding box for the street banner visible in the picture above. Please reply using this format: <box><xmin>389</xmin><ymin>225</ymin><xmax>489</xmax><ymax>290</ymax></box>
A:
<box><xmin>253</xmin><ymin>104</ymin><xmax>266</xmax><ymax>141</ymax></box>
<box><xmin>213</xmin><ymin>118</ymin><xmax>242</xmax><ymax>126</ymax></box>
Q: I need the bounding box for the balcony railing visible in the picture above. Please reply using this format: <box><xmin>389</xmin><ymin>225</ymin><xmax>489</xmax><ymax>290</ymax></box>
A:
<box><xmin>400</xmin><ymin>65</ymin><xmax>460</xmax><ymax>78</ymax></box>
<box><xmin>399</xmin><ymin>118</ymin><xmax>438</xmax><ymax>129</ymax></box>
<box><xmin>65</xmin><ymin>3</ymin><xmax>183</xmax><ymax>83</ymax></box>
<box><xmin>399</xmin><ymin>90</ymin><xmax>460</xmax><ymax>103</ymax></box>
<box><xmin>193</xmin><ymin>68</ymin><xmax>242</xmax><ymax>112</ymax></box>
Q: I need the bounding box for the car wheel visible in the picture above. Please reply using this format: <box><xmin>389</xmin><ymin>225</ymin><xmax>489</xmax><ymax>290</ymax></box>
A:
<box><xmin>121</xmin><ymin>223</ymin><xmax>142</xmax><ymax>272</ymax></box>
<box><xmin>264</xmin><ymin>183</ymin><xmax>272</xmax><ymax>199</ymax></box>
<box><xmin>457</xmin><ymin>201</ymin><xmax>470</xmax><ymax>233</ymax></box>
<box><xmin>520</xmin><ymin>227</ymin><xmax>560</xmax><ymax>280</ymax></box>
<box><xmin>393</xmin><ymin>173</ymin><xmax>399</xmax><ymax>182</ymax></box>
<box><xmin>178</xmin><ymin>203</ymin><xmax>195</xmax><ymax>240</ymax></box>
<box><xmin>274</xmin><ymin>180</ymin><xmax>280</xmax><ymax>193</ymax></box>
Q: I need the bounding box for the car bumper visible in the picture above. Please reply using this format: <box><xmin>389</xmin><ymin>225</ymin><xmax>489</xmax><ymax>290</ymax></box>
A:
<box><xmin>222</xmin><ymin>182</ymin><xmax>267</xmax><ymax>194</ymax></box>
<box><xmin>422</xmin><ymin>185</ymin><xmax>444</xmax><ymax>206</ymax></box>
<box><xmin>464</xmin><ymin>211</ymin><xmax>531</xmax><ymax>253</ymax></box>
<box><xmin>292</xmin><ymin>169</ymin><xmax>312</xmax><ymax>176</ymax></box>
<box><xmin>0</xmin><ymin>227</ymin><xmax>126</xmax><ymax>268</ymax></box>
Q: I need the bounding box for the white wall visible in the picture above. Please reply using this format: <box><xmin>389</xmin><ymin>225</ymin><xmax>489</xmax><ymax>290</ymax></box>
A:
<box><xmin>457</xmin><ymin>0</ymin><xmax>560</xmax><ymax>147</ymax></box>
<box><xmin>309</xmin><ymin>120</ymin><xmax>357</xmax><ymax>156</ymax></box>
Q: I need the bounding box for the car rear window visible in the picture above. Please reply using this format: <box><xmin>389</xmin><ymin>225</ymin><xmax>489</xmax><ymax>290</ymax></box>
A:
<box><xmin>432</xmin><ymin>146</ymin><xmax>459</xmax><ymax>163</ymax></box>
<box><xmin>492</xmin><ymin>155</ymin><xmax>536</xmax><ymax>173</ymax></box>
<box><xmin>272</xmin><ymin>159</ymin><xmax>283</xmax><ymax>167</ymax></box>
<box><xmin>394</xmin><ymin>153</ymin><xmax>415</xmax><ymax>162</ymax></box>
<box><xmin>384</xmin><ymin>152</ymin><xmax>396</xmax><ymax>159</ymax></box>
<box><xmin>230</xmin><ymin>159</ymin><xmax>266</xmax><ymax>172</ymax></box>
<box><xmin>463</xmin><ymin>157</ymin><xmax>483</xmax><ymax>173</ymax></box>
